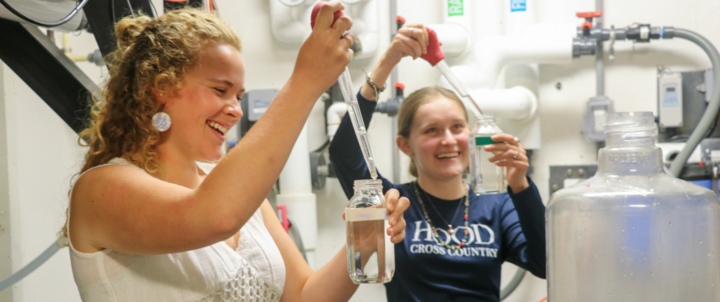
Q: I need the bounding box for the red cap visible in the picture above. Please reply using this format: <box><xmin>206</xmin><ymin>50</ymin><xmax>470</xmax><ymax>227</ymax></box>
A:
<box><xmin>576</xmin><ymin>11</ymin><xmax>603</xmax><ymax>18</ymax></box>
<box><xmin>311</xmin><ymin>2</ymin><xmax>344</xmax><ymax>29</ymax></box>
<box><xmin>394</xmin><ymin>82</ymin><xmax>405</xmax><ymax>90</ymax></box>
<box><xmin>395</xmin><ymin>15</ymin><xmax>406</xmax><ymax>24</ymax></box>
<box><xmin>419</xmin><ymin>27</ymin><xmax>445</xmax><ymax>67</ymax></box>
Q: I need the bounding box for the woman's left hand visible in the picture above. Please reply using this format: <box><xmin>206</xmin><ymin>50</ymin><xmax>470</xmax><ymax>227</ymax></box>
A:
<box><xmin>484</xmin><ymin>134</ymin><xmax>530</xmax><ymax>193</ymax></box>
<box><xmin>384</xmin><ymin>189</ymin><xmax>409</xmax><ymax>244</ymax></box>
<box><xmin>341</xmin><ymin>188</ymin><xmax>409</xmax><ymax>244</ymax></box>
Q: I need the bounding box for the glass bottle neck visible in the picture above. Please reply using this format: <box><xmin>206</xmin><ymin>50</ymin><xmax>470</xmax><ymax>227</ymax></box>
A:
<box><xmin>597</xmin><ymin>132</ymin><xmax>664</xmax><ymax>175</ymax></box>
<box><xmin>354</xmin><ymin>187</ymin><xmax>382</xmax><ymax>195</ymax></box>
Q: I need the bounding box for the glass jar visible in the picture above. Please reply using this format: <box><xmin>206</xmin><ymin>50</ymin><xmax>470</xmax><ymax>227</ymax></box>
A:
<box><xmin>469</xmin><ymin>114</ymin><xmax>506</xmax><ymax>195</ymax></box>
<box><xmin>546</xmin><ymin>112</ymin><xmax>720</xmax><ymax>301</ymax></box>
<box><xmin>346</xmin><ymin>179</ymin><xmax>395</xmax><ymax>284</ymax></box>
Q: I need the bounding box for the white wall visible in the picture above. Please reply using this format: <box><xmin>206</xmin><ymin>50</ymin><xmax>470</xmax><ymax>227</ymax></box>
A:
<box><xmin>2</xmin><ymin>0</ymin><xmax>720</xmax><ymax>301</ymax></box>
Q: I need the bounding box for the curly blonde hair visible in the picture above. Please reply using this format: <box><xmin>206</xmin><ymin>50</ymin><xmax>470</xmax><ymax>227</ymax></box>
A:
<box><xmin>62</xmin><ymin>9</ymin><xmax>241</xmax><ymax>239</ymax></box>
<box><xmin>80</xmin><ymin>8</ymin><xmax>241</xmax><ymax>176</ymax></box>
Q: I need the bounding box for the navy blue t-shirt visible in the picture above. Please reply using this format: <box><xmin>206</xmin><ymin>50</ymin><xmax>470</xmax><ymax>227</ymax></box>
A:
<box><xmin>329</xmin><ymin>91</ymin><xmax>547</xmax><ymax>302</ymax></box>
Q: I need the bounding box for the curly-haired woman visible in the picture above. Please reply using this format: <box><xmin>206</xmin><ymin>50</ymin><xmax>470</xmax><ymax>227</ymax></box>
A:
<box><xmin>62</xmin><ymin>5</ymin><xmax>409</xmax><ymax>302</ymax></box>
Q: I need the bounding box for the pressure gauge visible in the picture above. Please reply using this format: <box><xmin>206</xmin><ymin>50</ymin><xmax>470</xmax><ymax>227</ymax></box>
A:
<box><xmin>279</xmin><ymin>0</ymin><xmax>306</xmax><ymax>7</ymax></box>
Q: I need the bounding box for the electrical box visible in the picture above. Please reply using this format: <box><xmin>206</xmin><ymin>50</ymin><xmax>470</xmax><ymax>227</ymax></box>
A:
<box><xmin>240</xmin><ymin>89</ymin><xmax>279</xmax><ymax>137</ymax></box>
<box><xmin>658</xmin><ymin>72</ymin><xmax>683</xmax><ymax>128</ymax></box>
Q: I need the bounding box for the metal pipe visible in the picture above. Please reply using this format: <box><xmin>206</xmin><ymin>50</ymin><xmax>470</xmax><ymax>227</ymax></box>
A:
<box><xmin>390</xmin><ymin>0</ymin><xmax>400</xmax><ymax>184</ymax></box>
<box><xmin>595</xmin><ymin>0</ymin><xmax>604</xmax><ymax>96</ymax></box>
<box><xmin>669</xmin><ymin>28</ymin><xmax>720</xmax><ymax>177</ymax></box>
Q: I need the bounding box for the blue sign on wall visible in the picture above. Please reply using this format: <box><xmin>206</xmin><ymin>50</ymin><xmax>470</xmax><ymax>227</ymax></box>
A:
<box><xmin>511</xmin><ymin>0</ymin><xmax>526</xmax><ymax>12</ymax></box>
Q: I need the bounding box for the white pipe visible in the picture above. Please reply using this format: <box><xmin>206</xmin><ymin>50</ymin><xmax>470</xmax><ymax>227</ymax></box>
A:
<box><xmin>277</xmin><ymin>120</ymin><xmax>318</xmax><ymax>268</ymax></box>
<box><xmin>0</xmin><ymin>0</ymin><xmax>85</xmax><ymax>32</ymax></box>
<box><xmin>467</xmin><ymin>87</ymin><xmax>538</xmax><ymax>121</ymax></box>
<box><xmin>428</xmin><ymin>23</ymin><xmax>470</xmax><ymax>58</ymax></box>
<box><xmin>504</xmin><ymin>0</ymin><xmax>535</xmax><ymax>36</ymax></box>
<box><xmin>326</xmin><ymin>102</ymin><xmax>348</xmax><ymax>140</ymax></box>
<box><xmin>471</xmin><ymin>31</ymin><xmax>573</xmax><ymax>88</ymax></box>
<box><xmin>473</xmin><ymin>0</ymin><xmax>503</xmax><ymax>38</ymax></box>
<box><xmin>270</xmin><ymin>0</ymin><xmax>314</xmax><ymax>44</ymax></box>
<box><xmin>431</xmin><ymin>0</ymin><xmax>473</xmax><ymax>59</ymax></box>
<box><xmin>270</xmin><ymin>0</ymin><xmax>378</xmax><ymax>59</ymax></box>
<box><xmin>344</xmin><ymin>0</ymin><xmax>379</xmax><ymax>59</ymax></box>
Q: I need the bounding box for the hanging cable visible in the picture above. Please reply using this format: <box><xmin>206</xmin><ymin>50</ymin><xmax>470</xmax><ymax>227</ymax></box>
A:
<box><xmin>148</xmin><ymin>0</ymin><xmax>158</xmax><ymax>17</ymax></box>
<box><xmin>0</xmin><ymin>0</ymin><xmax>89</xmax><ymax>28</ymax></box>
<box><xmin>124</xmin><ymin>0</ymin><xmax>136</xmax><ymax>18</ymax></box>
<box><xmin>0</xmin><ymin>240</ymin><xmax>62</xmax><ymax>292</ymax></box>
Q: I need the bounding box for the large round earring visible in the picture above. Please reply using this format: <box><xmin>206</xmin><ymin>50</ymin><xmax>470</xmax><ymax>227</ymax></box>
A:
<box><xmin>152</xmin><ymin>112</ymin><xmax>172</xmax><ymax>132</ymax></box>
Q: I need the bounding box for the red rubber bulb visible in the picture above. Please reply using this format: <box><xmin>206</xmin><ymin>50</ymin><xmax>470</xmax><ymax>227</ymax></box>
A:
<box><xmin>419</xmin><ymin>27</ymin><xmax>445</xmax><ymax>67</ymax></box>
<box><xmin>310</xmin><ymin>2</ymin><xmax>344</xmax><ymax>29</ymax></box>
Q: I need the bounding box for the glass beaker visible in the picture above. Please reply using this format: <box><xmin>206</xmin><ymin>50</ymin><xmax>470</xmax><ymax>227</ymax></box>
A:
<box><xmin>345</xmin><ymin>179</ymin><xmax>395</xmax><ymax>284</ymax></box>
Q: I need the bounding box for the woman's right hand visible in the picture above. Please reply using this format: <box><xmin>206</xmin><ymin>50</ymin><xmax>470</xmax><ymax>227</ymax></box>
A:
<box><xmin>385</xmin><ymin>23</ymin><xmax>429</xmax><ymax>63</ymax></box>
<box><xmin>292</xmin><ymin>1</ymin><xmax>354</xmax><ymax>96</ymax></box>
<box><xmin>359</xmin><ymin>23</ymin><xmax>429</xmax><ymax>100</ymax></box>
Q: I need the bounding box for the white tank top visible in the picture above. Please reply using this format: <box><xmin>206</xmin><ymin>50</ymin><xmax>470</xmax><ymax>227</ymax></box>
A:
<box><xmin>66</xmin><ymin>158</ymin><xmax>286</xmax><ymax>302</ymax></box>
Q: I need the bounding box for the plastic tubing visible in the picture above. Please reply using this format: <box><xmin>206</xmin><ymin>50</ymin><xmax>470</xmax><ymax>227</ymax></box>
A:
<box><xmin>669</xmin><ymin>28</ymin><xmax>720</xmax><ymax>177</ymax></box>
<box><xmin>0</xmin><ymin>240</ymin><xmax>60</xmax><ymax>292</ymax></box>
<box><xmin>500</xmin><ymin>268</ymin><xmax>526</xmax><ymax>300</ymax></box>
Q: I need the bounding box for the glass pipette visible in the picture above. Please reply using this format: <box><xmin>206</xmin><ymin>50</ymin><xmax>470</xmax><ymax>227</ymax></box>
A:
<box><xmin>337</xmin><ymin>68</ymin><xmax>379</xmax><ymax>179</ymax></box>
<box><xmin>311</xmin><ymin>2</ymin><xmax>378</xmax><ymax>179</ymax></box>
<box><xmin>421</xmin><ymin>28</ymin><xmax>484</xmax><ymax>118</ymax></box>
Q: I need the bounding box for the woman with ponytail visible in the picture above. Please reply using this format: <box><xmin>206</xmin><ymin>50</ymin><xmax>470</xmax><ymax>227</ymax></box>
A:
<box><xmin>330</xmin><ymin>24</ymin><xmax>546</xmax><ymax>302</ymax></box>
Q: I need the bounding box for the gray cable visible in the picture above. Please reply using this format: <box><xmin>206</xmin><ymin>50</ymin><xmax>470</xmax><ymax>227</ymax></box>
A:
<box><xmin>0</xmin><ymin>241</ymin><xmax>60</xmax><ymax>293</ymax></box>
<box><xmin>669</xmin><ymin>28</ymin><xmax>720</xmax><ymax>177</ymax></box>
<box><xmin>286</xmin><ymin>218</ymin><xmax>307</xmax><ymax>263</ymax></box>
<box><xmin>500</xmin><ymin>268</ymin><xmax>526</xmax><ymax>300</ymax></box>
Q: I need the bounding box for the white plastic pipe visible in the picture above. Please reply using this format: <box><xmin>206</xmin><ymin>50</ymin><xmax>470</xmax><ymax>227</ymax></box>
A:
<box><xmin>270</xmin><ymin>0</ymin><xmax>314</xmax><ymax>43</ymax></box>
<box><xmin>467</xmin><ymin>87</ymin><xmax>538</xmax><ymax>121</ymax></box>
<box><xmin>277</xmin><ymin>120</ymin><xmax>318</xmax><ymax>268</ymax></box>
<box><xmin>472</xmin><ymin>32</ymin><xmax>573</xmax><ymax>88</ymax></box>
<box><xmin>504</xmin><ymin>0</ymin><xmax>535</xmax><ymax>36</ymax></box>
<box><xmin>472</xmin><ymin>0</ymin><xmax>502</xmax><ymax>38</ymax></box>
<box><xmin>343</xmin><ymin>0</ymin><xmax>378</xmax><ymax>59</ymax></box>
<box><xmin>429</xmin><ymin>0</ymin><xmax>473</xmax><ymax>59</ymax></box>
<box><xmin>271</xmin><ymin>0</ymin><xmax>378</xmax><ymax>59</ymax></box>
<box><xmin>326</xmin><ymin>102</ymin><xmax>348</xmax><ymax>140</ymax></box>
<box><xmin>428</xmin><ymin>23</ymin><xmax>470</xmax><ymax>58</ymax></box>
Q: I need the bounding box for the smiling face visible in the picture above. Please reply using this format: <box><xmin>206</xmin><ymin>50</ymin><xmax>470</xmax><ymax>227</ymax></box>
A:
<box><xmin>159</xmin><ymin>43</ymin><xmax>245</xmax><ymax>162</ymax></box>
<box><xmin>398</xmin><ymin>96</ymin><xmax>470</xmax><ymax>181</ymax></box>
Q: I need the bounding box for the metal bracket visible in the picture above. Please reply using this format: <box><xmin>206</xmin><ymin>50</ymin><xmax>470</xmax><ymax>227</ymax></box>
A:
<box><xmin>549</xmin><ymin>164</ymin><xmax>598</xmax><ymax>193</ymax></box>
<box><xmin>0</xmin><ymin>20</ymin><xmax>98</xmax><ymax>133</ymax></box>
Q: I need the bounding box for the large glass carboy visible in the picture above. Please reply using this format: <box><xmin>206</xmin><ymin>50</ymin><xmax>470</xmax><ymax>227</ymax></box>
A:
<box><xmin>346</xmin><ymin>179</ymin><xmax>395</xmax><ymax>283</ymax></box>
<box><xmin>546</xmin><ymin>112</ymin><xmax>720</xmax><ymax>302</ymax></box>
<box><xmin>469</xmin><ymin>114</ymin><xmax>506</xmax><ymax>195</ymax></box>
